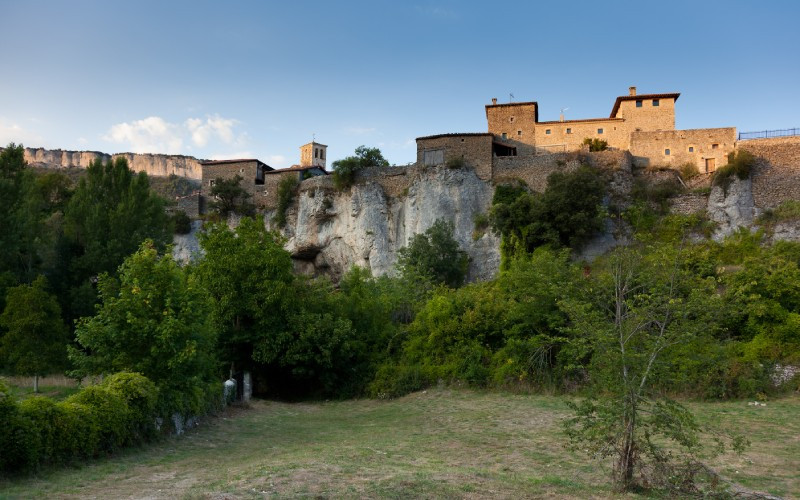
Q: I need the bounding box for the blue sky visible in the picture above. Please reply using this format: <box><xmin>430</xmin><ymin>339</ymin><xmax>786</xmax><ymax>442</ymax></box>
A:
<box><xmin>1</xmin><ymin>0</ymin><xmax>798</xmax><ymax>167</ymax></box>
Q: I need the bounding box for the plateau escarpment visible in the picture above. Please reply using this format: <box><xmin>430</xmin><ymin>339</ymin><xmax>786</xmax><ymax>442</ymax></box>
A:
<box><xmin>24</xmin><ymin>147</ymin><xmax>203</xmax><ymax>180</ymax></box>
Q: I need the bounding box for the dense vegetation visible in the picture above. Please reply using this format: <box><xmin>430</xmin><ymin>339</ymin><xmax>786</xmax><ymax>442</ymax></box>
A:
<box><xmin>331</xmin><ymin>145</ymin><xmax>390</xmax><ymax>189</ymax></box>
<box><xmin>1</xmin><ymin>143</ymin><xmax>797</xmax><ymax>491</ymax></box>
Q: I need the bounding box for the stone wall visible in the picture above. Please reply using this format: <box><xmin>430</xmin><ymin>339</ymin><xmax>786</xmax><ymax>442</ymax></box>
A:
<box><xmin>24</xmin><ymin>147</ymin><xmax>203</xmax><ymax>180</ymax></box>
<box><xmin>670</xmin><ymin>193</ymin><xmax>708</xmax><ymax>215</ymax></box>
<box><xmin>492</xmin><ymin>153</ymin><xmax>582</xmax><ymax>192</ymax></box>
<box><xmin>173</xmin><ymin>192</ymin><xmax>201</xmax><ymax>218</ymax></box>
<box><xmin>416</xmin><ymin>134</ymin><xmax>494</xmax><ymax>181</ymax></box>
<box><xmin>630</xmin><ymin>128</ymin><xmax>736</xmax><ymax>171</ymax></box>
<box><xmin>614</xmin><ymin>97</ymin><xmax>677</xmax><ymax>147</ymax></box>
<box><xmin>534</xmin><ymin>119</ymin><xmax>626</xmax><ymax>152</ymax></box>
<box><xmin>485</xmin><ymin>102</ymin><xmax>537</xmax><ymax>156</ymax></box>
<box><xmin>740</xmin><ymin>136</ymin><xmax>800</xmax><ymax>210</ymax></box>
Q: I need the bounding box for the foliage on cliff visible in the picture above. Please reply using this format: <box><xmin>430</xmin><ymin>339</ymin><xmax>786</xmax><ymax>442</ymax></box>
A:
<box><xmin>208</xmin><ymin>175</ymin><xmax>254</xmax><ymax>216</ymax></box>
<box><xmin>490</xmin><ymin>166</ymin><xmax>606</xmax><ymax>261</ymax></box>
<box><xmin>273</xmin><ymin>175</ymin><xmax>298</xmax><ymax>228</ymax></box>
<box><xmin>332</xmin><ymin>145</ymin><xmax>390</xmax><ymax>190</ymax></box>
<box><xmin>397</xmin><ymin>219</ymin><xmax>469</xmax><ymax>288</ymax></box>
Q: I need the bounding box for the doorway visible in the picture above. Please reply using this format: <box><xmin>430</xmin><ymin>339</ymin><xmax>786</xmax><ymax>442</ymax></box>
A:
<box><xmin>705</xmin><ymin>158</ymin><xmax>716</xmax><ymax>173</ymax></box>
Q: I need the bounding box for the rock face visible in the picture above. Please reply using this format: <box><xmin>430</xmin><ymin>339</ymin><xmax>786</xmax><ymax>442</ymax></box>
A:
<box><xmin>24</xmin><ymin>147</ymin><xmax>203</xmax><ymax>180</ymax></box>
<box><xmin>172</xmin><ymin>220</ymin><xmax>204</xmax><ymax>263</ymax></box>
<box><xmin>708</xmin><ymin>177</ymin><xmax>756</xmax><ymax>241</ymax></box>
<box><xmin>283</xmin><ymin>166</ymin><xmax>501</xmax><ymax>282</ymax></box>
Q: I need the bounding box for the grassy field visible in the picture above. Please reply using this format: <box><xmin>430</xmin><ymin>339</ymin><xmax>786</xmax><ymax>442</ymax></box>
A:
<box><xmin>0</xmin><ymin>389</ymin><xmax>797</xmax><ymax>499</ymax></box>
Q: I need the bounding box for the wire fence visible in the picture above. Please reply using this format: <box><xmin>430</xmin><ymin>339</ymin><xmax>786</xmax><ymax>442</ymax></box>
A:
<box><xmin>738</xmin><ymin>128</ymin><xmax>800</xmax><ymax>140</ymax></box>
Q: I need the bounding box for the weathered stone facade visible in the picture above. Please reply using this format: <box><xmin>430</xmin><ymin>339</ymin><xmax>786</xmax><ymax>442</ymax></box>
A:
<box><xmin>416</xmin><ymin>134</ymin><xmax>494</xmax><ymax>181</ymax></box>
<box><xmin>630</xmin><ymin>128</ymin><xmax>736</xmax><ymax>171</ymax></box>
<box><xmin>741</xmin><ymin>136</ymin><xmax>800</xmax><ymax>210</ymax></box>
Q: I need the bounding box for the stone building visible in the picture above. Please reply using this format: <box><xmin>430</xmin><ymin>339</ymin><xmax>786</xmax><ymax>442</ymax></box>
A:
<box><xmin>200</xmin><ymin>144</ymin><xmax>328</xmax><ymax>212</ymax></box>
<box><xmin>454</xmin><ymin>86</ymin><xmax>736</xmax><ymax>173</ymax></box>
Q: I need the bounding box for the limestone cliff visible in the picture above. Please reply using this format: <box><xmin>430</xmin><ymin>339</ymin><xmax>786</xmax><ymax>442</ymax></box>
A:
<box><xmin>279</xmin><ymin>166</ymin><xmax>501</xmax><ymax>282</ymax></box>
<box><xmin>24</xmin><ymin>147</ymin><xmax>203</xmax><ymax>180</ymax></box>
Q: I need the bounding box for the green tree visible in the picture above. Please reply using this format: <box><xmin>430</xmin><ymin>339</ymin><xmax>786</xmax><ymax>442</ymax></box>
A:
<box><xmin>195</xmin><ymin>216</ymin><xmax>295</xmax><ymax>378</ymax></box>
<box><xmin>208</xmin><ymin>175</ymin><xmax>255</xmax><ymax>216</ymax></box>
<box><xmin>562</xmin><ymin>244</ymin><xmax>745</xmax><ymax>493</ymax></box>
<box><xmin>397</xmin><ymin>219</ymin><xmax>469</xmax><ymax>288</ymax></box>
<box><xmin>62</xmin><ymin>157</ymin><xmax>171</xmax><ymax>320</ymax></box>
<box><xmin>70</xmin><ymin>241</ymin><xmax>216</xmax><ymax>396</ymax></box>
<box><xmin>331</xmin><ymin>145</ymin><xmax>390</xmax><ymax>189</ymax></box>
<box><xmin>0</xmin><ymin>276</ymin><xmax>68</xmax><ymax>392</ymax></box>
<box><xmin>490</xmin><ymin>166</ymin><xmax>606</xmax><ymax>258</ymax></box>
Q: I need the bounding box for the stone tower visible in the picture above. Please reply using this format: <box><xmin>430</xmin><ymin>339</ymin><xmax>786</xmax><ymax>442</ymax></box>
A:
<box><xmin>299</xmin><ymin>141</ymin><xmax>327</xmax><ymax>169</ymax></box>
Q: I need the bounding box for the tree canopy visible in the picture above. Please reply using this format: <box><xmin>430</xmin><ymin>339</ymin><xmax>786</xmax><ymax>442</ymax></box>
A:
<box><xmin>397</xmin><ymin>219</ymin><xmax>469</xmax><ymax>288</ymax></box>
<box><xmin>331</xmin><ymin>145</ymin><xmax>390</xmax><ymax>189</ymax></box>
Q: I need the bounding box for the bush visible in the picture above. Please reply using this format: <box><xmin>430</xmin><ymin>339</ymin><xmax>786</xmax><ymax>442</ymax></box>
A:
<box><xmin>0</xmin><ymin>380</ymin><xmax>40</xmax><ymax>471</ymax></box>
<box><xmin>100</xmin><ymin>372</ymin><xmax>158</xmax><ymax>443</ymax></box>
<box><xmin>368</xmin><ymin>364</ymin><xmax>429</xmax><ymax>399</ymax></box>
<box><xmin>712</xmin><ymin>150</ymin><xmax>756</xmax><ymax>191</ymax></box>
<box><xmin>445</xmin><ymin>156</ymin><xmax>465</xmax><ymax>169</ymax></box>
<box><xmin>273</xmin><ymin>175</ymin><xmax>299</xmax><ymax>228</ymax></box>
<box><xmin>678</xmin><ymin>162</ymin><xmax>700</xmax><ymax>181</ymax></box>
<box><xmin>172</xmin><ymin>210</ymin><xmax>192</xmax><ymax>234</ymax></box>
<box><xmin>332</xmin><ymin>146</ymin><xmax>390</xmax><ymax>190</ymax></box>
<box><xmin>65</xmin><ymin>386</ymin><xmax>131</xmax><ymax>452</ymax></box>
<box><xmin>583</xmin><ymin>137</ymin><xmax>608</xmax><ymax>152</ymax></box>
<box><xmin>397</xmin><ymin>219</ymin><xmax>469</xmax><ymax>288</ymax></box>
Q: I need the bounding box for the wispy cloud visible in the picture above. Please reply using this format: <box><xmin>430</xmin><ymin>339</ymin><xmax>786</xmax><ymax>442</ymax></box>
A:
<box><xmin>415</xmin><ymin>4</ymin><xmax>459</xmax><ymax>20</ymax></box>
<box><xmin>0</xmin><ymin>118</ymin><xmax>45</xmax><ymax>147</ymax></box>
<box><xmin>103</xmin><ymin>114</ymin><xmax>249</xmax><ymax>155</ymax></box>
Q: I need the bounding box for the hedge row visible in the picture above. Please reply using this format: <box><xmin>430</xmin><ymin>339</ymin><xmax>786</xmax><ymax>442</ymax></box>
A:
<box><xmin>0</xmin><ymin>372</ymin><xmax>221</xmax><ymax>473</ymax></box>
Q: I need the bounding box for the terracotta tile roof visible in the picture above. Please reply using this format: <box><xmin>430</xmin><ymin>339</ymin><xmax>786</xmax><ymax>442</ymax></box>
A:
<box><xmin>416</xmin><ymin>132</ymin><xmax>493</xmax><ymax>141</ymax></box>
<box><xmin>610</xmin><ymin>93</ymin><xmax>680</xmax><ymax>117</ymax></box>
<box><xmin>200</xmin><ymin>158</ymin><xmax>273</xmax><ymax>170</ymax></box>
<box><xmin>537</xmin><ymin>117</ymin><xmax>624</xmax><ymax>125</ymax></box>
<box><xmin>301</xmin><ymin>141</ymin><xmax>328</xmax><ymax>148</ymax></box>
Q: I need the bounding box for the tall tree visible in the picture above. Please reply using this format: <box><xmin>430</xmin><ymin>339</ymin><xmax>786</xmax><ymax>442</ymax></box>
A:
<box><xmin>0</xmin><ymin>276</ymin><xmax>68</xmax><ymax>392</ymax></box>
<box><xmin>70</xmin><ymin>241</ymin><xmax>216</xmax><ymax>395</ymax></box>
<box><xmin>62</xmin><ymin>157</ymin><xmax>171</xmax><ymax>320</ymax></box>
<box><xmin>397</xmin><ymin>219</ymin><xmax>469</xmax><ymax>288</ymax></box>
<box><xmin>208</xmin><ymin>175</ymin><xmax>254</xmax><ymax>216</ymax></box>
<box><xmin>195</xmin><ymin>216</ymin><xmax>295</xmax><ymax>377</ymax></box>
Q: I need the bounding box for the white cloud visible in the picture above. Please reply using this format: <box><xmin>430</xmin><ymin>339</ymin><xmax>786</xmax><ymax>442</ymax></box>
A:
<box><xmin>0</xmin><ymin>118</ymin><xmax>44</xmax><ymax>147</ymax></box>
<box><xmin>267</xmin><ymin>155</ymin><xmax>287</xmax><ymax>167</ymax></box>
<box><xmin>103</xmin><ymin>116</ymin><xmax>183</xmax><ymax>154</ymax></box>
<box><xmin>103</xmin><ymin>114</ymin><xmax>250</xmax><ymax>156</ymax></box>
<box><xmin>185</xmin><ymin>114</ymin><xmax>239</xmax><ymax>147</ymax></box>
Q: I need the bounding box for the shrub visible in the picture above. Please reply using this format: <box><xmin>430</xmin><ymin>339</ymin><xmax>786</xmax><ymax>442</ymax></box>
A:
<box><xmin>472</xmin><ymin>213</ymin><xmax>489</xmax><ymax>240</ymax></box>
<box><xmin>445</xmin><ymin>156</ymin><xmax>465</xmax><ymax>169</ymax></box>
<box><xmin>368</xmin><ymin>364</ymin><xmax>429</xmax><ymax>399</ymax></box>
<box><xmin>100</xmin><ymin>372</ymin><xmax>158</xmax><ymax>443</ymax></box>
<box><xmin>0</xmin><ymin>380</ymin><xmax>40</xmax><ymax>471</ymax></box>
<box><xmin>678</xmin><ymin>162</ymin><xmax>700</xmax><ymax>181</ymax></box>
<box><xmin>712</xmin><ymin>150</ymin><xmax>756</xmax><ymax>191</ymax></box>
<box><xmin>583</xmin><ymin>137</ymin><xmax>608</xmax><ymax>152</ymax></box>
<box><xmin>273</xmin><ymin>175</ymin><xmax>299</xmax><ymax>228</ymax></box>
<box><xmin>332</xmin><ymin>146</ymin><xmax>390</xmax><ymax>190</ymax></box>
<box><xmin>397</xmin><ymin>219</ymin><xmax>469</xmax><ymax>288</ymax></box>
<box><xmin>172</xmin><ymin>210</ymin><xmax>192</xmax><ymax>234</ymax></box>
<box><xmin>65</xmin><ymin>386</ymin><xmax>131</xmax><ymax>452</ymax></box>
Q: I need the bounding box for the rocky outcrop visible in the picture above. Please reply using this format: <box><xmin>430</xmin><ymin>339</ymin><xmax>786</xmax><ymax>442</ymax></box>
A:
<box><xmin>708</xmin><ymin>177</ymin><xmax>756</xmax><ymax>241</ymax></box>
<box><xmin>282</xmin><ymin>166</ymin><xmax>501</xmax><ymax>282</ymax></box>
<box><xmin>24</xmin><ymin>147</ymin><xmax>203</xmax><ymax>180</ymax></box>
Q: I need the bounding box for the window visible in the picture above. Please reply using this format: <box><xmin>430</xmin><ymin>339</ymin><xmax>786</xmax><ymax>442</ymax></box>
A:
<box><xmin>712</xmin><ymin>143</ymin><xmax>719</xmax><ymax>150</ymax></box>
<box><xmin>320</xmin><ymin>149</ymin><xmax>325</xmax><ymax>160</ymax></box>
<box><xmin>665</xmin><ymin>149</ymin><xmax>671</xmax><ymax>156</ymax></box>
<box><xmin>314</xmin><ymin>148</ymin><xmax>319</xmax><ymax>159</ymax></box>
<box><xmin>423</xmin><ymin>149</ymin><xmax>445</xmax><ymax>166</ymax></box>
<box><xmin>501</xmin><ymin>132</ymin><xmax>507</xmax><ymax>139</ymax></box>
<box><xmin>545</xmin><ymin>129</ymin><xmax>551</xmax><ymax>135</ymax></box>
<box><xmin>240</xmin><ymin>168</ymin><xmax>245</xmax><ymax>173</ymax></box>
<box><xmin>597</xmin><ymin>128</ymin><xmax>604</xmax><ymax>134</ymax></box>
<box><xmin>517</xmin><ymin>130</ymin><xmax>522</xmax><ymax>136</ymax></box>
<box><xmin>653</xmin><ymin>99</ymin><xmax>660</xmax><ymax>107</ymax></box>
<box><xmin>636</xmin><ymin>100</ymin><xmax>643</xmax><ymax>107</ymax></box>
<box><xmin>688</xmin><ymin>146</ymin><xmax>694</xmax><ymax>153</ymax></box>
<box><xmin>209</xmin><ymin>179</ymin><xmax>215</xmax><ymax>187</ymax></box>
<box><xmin>509</xmin><ymin>117</ymin><xmax>515</xmax><ymax>123</ymax></box>
<box><xmin>566</xmin><ymin>128</ymin><xmax>572</xmax><ymax>134</ymax></box>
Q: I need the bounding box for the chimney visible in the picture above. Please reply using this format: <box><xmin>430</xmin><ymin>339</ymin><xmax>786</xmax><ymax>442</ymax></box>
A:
<box><xmin>491</xmin><ymin>98</ymin><xmax>497</xmax><ymax>105</ymax></box>
<box><xmin>629</xmin><ymin>86</ymin><xmax>637</xmax><ymax>96</ymax></box>
<box><xmin>559</xmin><ymin>113</ymin><xmax>564</xmax><ymax>122</ymax></box>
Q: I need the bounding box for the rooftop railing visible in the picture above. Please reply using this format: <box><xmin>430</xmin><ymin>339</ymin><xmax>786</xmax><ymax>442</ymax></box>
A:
<box><xmin>738</xmin><ymin>128</ymin><xmax>800</xmax><ymax>140</ymax></box>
